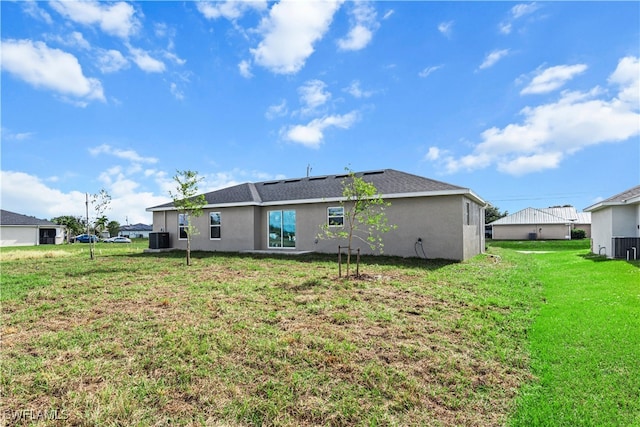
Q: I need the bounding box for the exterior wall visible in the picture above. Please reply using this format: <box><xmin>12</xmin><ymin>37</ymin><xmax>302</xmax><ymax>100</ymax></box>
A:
<box><xmin>572</xmin><ymin>223</ymin><xmax>591</xmax><ymax>238</ymax></box>
<box><xmin>120</xmin><ymin>230</ymin><xmax>151</xmax><ymax>238</ymax></box>
<box><xmin>0</xmin><ymin>225</ymin><xmax>63</xmax><ymax>247</ymax></box>
<box><xmin>151</xmin><ymin>195</ymin><xmax>484</xmax><ymax>261</ymax></box>
<box><xmin>153</xmin><ymin>206</ymin><xmax>259</xmax><ymax>252</ymax></box>
<box><xmin>590</xmin><ymin>205</ymin><xmax>640</xmax><ymax>258</ymax></box>
<box><xmin>258</xmin><ymin>196</ymin><xmax>478</xmax><ymax>260</ymax></box>
<box><xmin>612</xmin><ymin>205</ymin><xmax>639</xmax><ymax>237</ymax></box>
<box><xmin>1</xmin><ymin>226</ymin><xmax>38</xmax><ymax>246</ymax></box>
<box><xmin>493</xmin><ymin>224</ymin><xmax>571</xmax><ymax>240</ymax></box>
<box><xmin>462</xmin><ymin>197</ymin><xmax>485</xmax><ymax>260</ymax></box>
<box><xmin>590</xmin><ymin>209</ymin><xmax>613</xmax><ymax>257</ymax></box>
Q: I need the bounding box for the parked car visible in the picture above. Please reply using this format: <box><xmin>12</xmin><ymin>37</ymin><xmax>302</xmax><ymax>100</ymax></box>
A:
<box><xmin>74</xmin><ymin>234</ymin><xmax>99</xmax><ymax>243</ymax></box>
<box><xmin>104</xmin><ymin>236</ymin><xmax>132</xmax><ymax>243</ymax></box>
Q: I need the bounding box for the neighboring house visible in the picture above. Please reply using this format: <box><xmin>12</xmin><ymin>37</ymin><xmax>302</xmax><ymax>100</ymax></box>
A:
<box><xmin>119</xmin><ymin>223</ymin><xmax>152</xmax><ymax>238</ymax></box>
<box><xmin>147</xmin><ymin>169</ymin><xmax>487</xmax><ymax>261</ymax></box>
<box><xmin>489</xmin><ymin>207</ymin><xmax>591</xmax><ymax>240</ymax></box>
<box><xmin>585</xmin><ymin>185</ymin><xmax>640</xmax><ymax>259</ymax></box>
<box><xmin>0</xmin><ymin>209</ymin><xmax>64</xmax><ymax>247</ymax></box>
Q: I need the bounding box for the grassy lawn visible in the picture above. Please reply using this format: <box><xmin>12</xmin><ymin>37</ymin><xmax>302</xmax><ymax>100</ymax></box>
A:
<box><xmin>491</xmin><ymin>241</ymin><xmax>640</xmax><ymax>426</ymax></box>
<box><xmin>1</xmin><ymin>240</ymin><xmax>638</xmax><ymax>425</ymax></box>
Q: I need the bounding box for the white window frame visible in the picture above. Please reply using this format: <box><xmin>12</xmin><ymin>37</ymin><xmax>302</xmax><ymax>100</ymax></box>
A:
<box><xmin>210</xmin><ymin>212</ymin><xmax>221</xmax><ymax>240</ymax></box>
<box><xmin>327</xmin><ymin>206</ymin><xmax>344</xmax><ymax>227</ymax></box>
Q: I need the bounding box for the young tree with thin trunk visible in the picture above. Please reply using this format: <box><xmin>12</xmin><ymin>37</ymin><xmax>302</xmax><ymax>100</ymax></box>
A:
<box><xmin>89</xmin><ymin>189</ymin><xmax>111</xmax><ymax>260</ymax></box>
<box><xmin>170</xmin><ymin>170</ymin><xmax>207</xmax><ymax>266</ymax></box>
<box><xmin>318</xmin><ymin>168</ymin><xmax>396</xmax><ymax>278</ymax></box>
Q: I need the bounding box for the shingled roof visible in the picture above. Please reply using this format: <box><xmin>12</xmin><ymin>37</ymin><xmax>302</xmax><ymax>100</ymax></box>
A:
<box><xmin>148</xmin><ymin>169</ymin><xmax>481</xmax><ymax>211</ymax></box>
<box><xmin>585</xmin><ymin>185</ymin><xmax>640</xmax><ymax>212</ymax></box>
<box><xmin>1</xmin><ymin>210</ymin><xmax>57</xmax><ymax>226</ymax></box>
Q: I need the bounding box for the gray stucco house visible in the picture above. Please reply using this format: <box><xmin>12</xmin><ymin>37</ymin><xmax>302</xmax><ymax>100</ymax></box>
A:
<box><xmin>146</xmin><ymin>169</ymin><xmax>487</xmax><ymax>261</ymax></box>
<box><xmin>0</xmin><ymin>209</ymin><xmax>64</xmax><ymax>247</ymax></box>
<box><xmin>585</xmin><ymin>185</ymin><xmax>640</xmax><ymax>259</ymax></box>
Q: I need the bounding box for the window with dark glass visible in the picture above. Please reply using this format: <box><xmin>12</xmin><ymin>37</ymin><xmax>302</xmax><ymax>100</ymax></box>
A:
<box><xmin>328</xmin><ymin>206</ymin><xmax>344</xmax><ymax>226</ymax></box>
<box><xmin>210</xmin><ymin>212</ymin><xmax>221</xmax><ymax>239</ymax></box>
<box><xmin>178</xmin><ymin>213</ymin><xmax>188</xmax><ymax>239</ymax></box>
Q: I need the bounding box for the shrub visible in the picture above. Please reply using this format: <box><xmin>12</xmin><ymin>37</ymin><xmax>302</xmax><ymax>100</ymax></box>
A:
<box><xmin>571</xmin><ymin>228</ymin><xmax>586</xmax><ymax>240</ymax></box>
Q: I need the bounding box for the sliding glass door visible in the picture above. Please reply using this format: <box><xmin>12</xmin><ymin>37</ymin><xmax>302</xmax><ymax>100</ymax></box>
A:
<box><xmin>268</xmin><ymin>210</ymin><xmax>296</xmax><ymax>248</ymax></box>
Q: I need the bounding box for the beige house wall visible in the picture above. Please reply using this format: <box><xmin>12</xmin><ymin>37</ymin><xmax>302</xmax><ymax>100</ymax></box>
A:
<box><xmin>573</xmin><ymin>223</ymin><xmax>591</xmax><ymax>238</ymax></box>
<box><xmin>154</xmin><ymin>206</ymin><xmax>259</xmax><ymax>252</ymax></box>
<box><xmin>152</xmin><ymin>194</ymin><xmax>484</xmax><ymax>261</ymax></box>
<box><xmin>493</xmin><ymin>224</ymin><xmax>571</xmax><ymax>240</ymax></box>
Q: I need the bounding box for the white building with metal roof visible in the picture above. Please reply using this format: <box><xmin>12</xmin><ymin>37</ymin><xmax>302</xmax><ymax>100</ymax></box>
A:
<box><xmin>489</xmin><ymin>207</ymin><xmax>591</xmax><ymax>240</ymax></box>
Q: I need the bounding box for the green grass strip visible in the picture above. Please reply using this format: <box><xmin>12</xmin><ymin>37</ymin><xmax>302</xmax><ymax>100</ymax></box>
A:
<box><xmin>506</xmin><ymin>247</ymin><xmax>640</xmax><ymax>426</ymax></box>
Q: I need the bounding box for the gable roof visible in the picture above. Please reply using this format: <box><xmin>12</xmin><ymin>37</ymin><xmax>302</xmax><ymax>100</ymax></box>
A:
<box><xmin>120</xmin><ymin>223</ymin><xmax>152</xmax><ymax>232</ymax></box>
<box><xmin>148</xmin><ymin>169</ymin><xmax>485</xmax><ymax>211</ymax></box>
<box><xmin>490</xmin><ymin>207</ymin><xmax>570</xmax><ymax>226</ymax></box>
<box><xmin>489</xmin><ymin>206</ymin><xmax>591</xmax><ymax>226</ymax></box>
<box><xmin>584</xmin><ymin>185</ymin><xmax>640</xmax><ymax>212</ymax></box>
<box><xmin>0</xmin><ymin>210</ymin><xmax>58</xmax><ymax>226</ymax></box>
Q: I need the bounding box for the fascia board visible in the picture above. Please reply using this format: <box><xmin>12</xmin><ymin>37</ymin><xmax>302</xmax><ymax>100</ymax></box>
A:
<box><xmin>146</xmin><ymin>189</ymin><xmax>485</xmax><ymax>211</ymax></box>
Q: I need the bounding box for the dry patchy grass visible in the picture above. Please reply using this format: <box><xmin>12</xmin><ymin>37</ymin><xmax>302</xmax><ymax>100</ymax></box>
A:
<box><xmin>1</xmin><ymin>249</ymin><xmax>539</xmax><ymax>426</ymax></box>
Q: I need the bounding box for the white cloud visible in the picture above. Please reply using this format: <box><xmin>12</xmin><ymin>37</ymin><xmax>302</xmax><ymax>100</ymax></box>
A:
<box><xmin>609</xmin><ymin>56</ymin><xmax>640</xmax><ymax>106</ymax></box>
<box><xmin>163</xmin><ymin>51</ymin><xmax>186</xmax><ymax>66</ymax></box>
<box><xmin>521</xmin><ymin>64</ymin><xmax>587</xmax><ymax>95</ymax></box>
<box><xmin>337</xmin><ymin>1</ymin><xmax>378</xmax><ymax>51</ymax></box>
<box><xmin>425</xmin><ymin>147</ymin><xmax>441</xmax><ymax>161</ymax></box>
<box><xmin>298</xmin><ymin>80</ymin><xmax>331</xmax><ymax>114</ymax></box>
<box><xmin>22</xmin><ymin>1</ymin><xmax>53</xmax><ymax>24</ymax></box>
<box><xmin>0</xmin><ymin>171</ymin><xmax>88</xmax><ymax>219</ymax></box>
<box><xmin>127</xmin><ymin>45</ymin><xmax>166</xmax><ymax>73</ymax></box>
<box><xmin>430</xmin><ymin>56</ymin><xmax>640</xmax><ymax>176</ymax></box>
<box><xmin>1</xmin><ymin>39</ymin><xmax>105</xmax><ymax>103</ymax></box>
<box><xmin>344</xmin><ymin>80</ymin><xmax>373</xmax><ymax>98</ymax></box>
<box><xmin>382</xmin><ymin>10</ymin><xmax>394</xmax><ymax>20</ymax></box>
<box><xmin>96</xmin><ymin>49</ymin><xmax>129</xmax><ymax>73</ymax></box>
<box><xmin>47</xmin><ymin>31</ymin><xmax>91</xmax><ymax>50</ymax></box>
<box><xmin>170</xmin><ymin>82</ymin><xmax>184</xmax><ymax>100</ymax></box>
<box><xmin>238</xmin><ymin>59</ymin><xmax>253</xmax><ymax>78</ymax></box>
<box><xmin>251</xmin><ymin>0</ymin><xmax>343</xmax><ymax>74</ymax></box>
<box><xmin>498</xmin><ymin>152</ymin><xmax>563</xmax><ymax>175</ymax></box>
<box><xmin>438</xmin><ymin>21</ymin><xmax>453</xmax><ymax>38</ymax></box>
<box><xmin>50</xmin><ymin>0</ymin><xmax>141</xmax><ymax>39</ymax></box>
<box><xmin>499</xmin><ymin>2</ymin><xmax>540</xmax><ymax>35</ymax></box>
<box><xmin>478</xmin><ymin>49</ymin><xmax>510</xmax><ymax>70</ymax></box>
<box><xmin>1</xmin><ymin>128</ymin><xmax>35</xmax><ymax>141</ymax></box>
<box><xmin>265</xmin><ymin>100</ymin><xmax>288</xmax><ymax>120</ymax></box>
<box><xmin>511</xmin><ymin>2</ymin><xmax>540</xmax><ymax>20</ymax></box>
<box><xmin>282</xmin><ymin>111</ymin><xmax>359</xmax><ymax>148</ymax></box>
<box><xmin>418</xmin><ymin>65</ymin><xmax>443</xmax><ymax>78</ymax></box>
<box><xmin>196</xmin><ymin>0</ymin><xmax>268</xmax><ymax>20</ymax></box>
<box><xmin>89</xmin><ymin>144</ymin><xmax>158</xmax><ymax>164</ymax></box>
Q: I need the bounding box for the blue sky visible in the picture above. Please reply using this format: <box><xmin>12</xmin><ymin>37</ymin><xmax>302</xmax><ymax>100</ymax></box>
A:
<box><xmin>2</xmin><ymin>1</ymin><xmax>639</xmax><ymax>225</ymax></box>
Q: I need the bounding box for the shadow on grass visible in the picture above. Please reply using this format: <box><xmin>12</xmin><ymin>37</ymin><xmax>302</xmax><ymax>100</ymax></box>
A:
<box><xmin>119</xmin><ymin>249</ymin><xmax>457</xmax><ymax>271</ymax></box>
<box><xmin>578</xmin><ymin>253</ymin><xmax>640</xmax><ymax>269</ymax></box>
